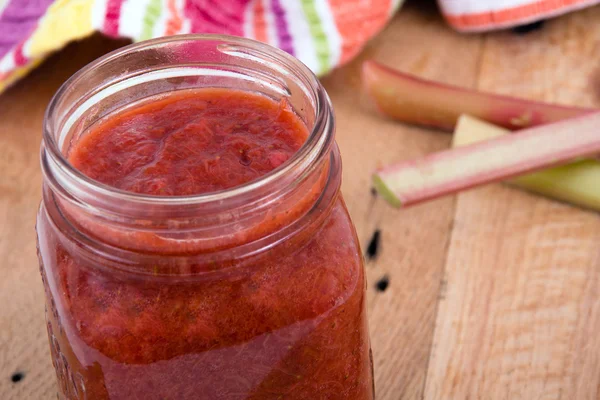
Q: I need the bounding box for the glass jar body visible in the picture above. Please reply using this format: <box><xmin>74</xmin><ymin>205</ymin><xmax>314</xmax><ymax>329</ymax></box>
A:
<box><xmin>37</xmin><ymin>34</ymin><xmax>373</xmax><ymax>399</ymax></box>
<box><xmin>37</xmin><ymin>196</ymin><xmax>372</xmax><ymax>399</ymax></box>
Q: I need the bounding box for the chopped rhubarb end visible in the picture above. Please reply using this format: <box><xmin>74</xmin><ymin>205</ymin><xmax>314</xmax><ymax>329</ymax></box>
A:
<box><xmin>372</xmin><ymin>173</ymin><xmax>402</xmax><ymax>208</ymax></box>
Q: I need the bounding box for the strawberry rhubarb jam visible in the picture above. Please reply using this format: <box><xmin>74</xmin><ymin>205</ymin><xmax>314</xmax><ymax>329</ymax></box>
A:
<box><xmin>38</xmin><ymin>35</ymin><xmax>372</xmax><ymax>400</ymax></box>
<box><xmin>69</xmin><ymin>89</ymin><xmax>306</xmax><ymax>196</ymax></box>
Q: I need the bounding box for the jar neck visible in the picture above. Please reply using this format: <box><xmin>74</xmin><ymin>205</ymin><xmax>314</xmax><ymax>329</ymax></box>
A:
<box><xmin>41</xmin><ymin>35</ymin><xmax>339</xmax><ymax>262</ymax></box>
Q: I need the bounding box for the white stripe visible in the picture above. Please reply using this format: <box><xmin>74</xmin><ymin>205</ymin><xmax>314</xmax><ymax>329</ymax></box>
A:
<box><xmin>243</xmin><ymin>0</ymin><xmax>256</xmax><ymax>39</ymax></box>
<box><xmin>278</xmin><ymin>0</ymin><xmax>319</xmax><ymax>73</ymax></box>
<box><xmin>119</xmin><ymin>0</ymin><xmax>152</xmax><ymax>40</ymax></box>
<box><xmin>180</xmin><ymin>18</ymin><xmax>191</xmax><ymax>34</ymax></box>
<box><xmin>21</xmin><ymin>35</ymin><xmax>33</xmax><ymax>58</ymax></box>
<box><xmin>176</xmin><ymin>0</ymin><xmax>191</xmax><ymax>34</ymax></box>
<box><xmin>312</xmin><ymin>0</ymin><xmax>342</xmax><ymax>70</ymax></box>
<box><xmin>0</xmin><ymin>0</ymin><xmax>10</xmax><ymax>16</ymax></box>
<box><xmin>0</xmin><ymin>53</ymin><xmax>15</xmax><ymax>74</ymax></box>
<box><xmin>263</xmin><ymin>0</ymin><xmax>278</xmax><ymax>47</ymax></box>
<box><xmin>91</xmin><ymin>0</ymin><xmax>108</xmax><ymax>30</ymax></box>
<box><xmin>440</xmin><ymin>0</ymin><xmax>541</xmax><ymax>15</ymax></box>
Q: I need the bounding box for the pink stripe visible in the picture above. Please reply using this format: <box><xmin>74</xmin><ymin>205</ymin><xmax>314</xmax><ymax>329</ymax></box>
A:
<box><xmin>186</xmin><ymin>0</ymin><xmax>249</xmax><ymax>35</ymax></box>
<box><xmin>13</xmin><ymin>42</ymin><xmax>27</xmax><ymax>66</ymax></box>
<box><xmin>103</xmin><ymin>0</ymin><xmax>124</xmax><ymax>37</ymax></box>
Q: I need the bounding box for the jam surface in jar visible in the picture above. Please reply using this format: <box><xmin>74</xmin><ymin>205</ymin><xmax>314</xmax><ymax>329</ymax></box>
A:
<box><xmin>38</xmin><ymin>88</ymin><xmax>373</xmax><ymax>399</ymax></box>
<box><xmin>69</xmin><ymin>89</ymin><xmax>307</xmax><ymax>195</ymax></box>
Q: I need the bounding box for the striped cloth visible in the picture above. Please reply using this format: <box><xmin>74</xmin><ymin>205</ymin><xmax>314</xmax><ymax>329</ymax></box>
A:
<box><xmin>0</xmin><ymin>0</ymin><xmax>403</xmax><ymax>93</ymax></box>
<box><xmin>441</xmin><ymin>0</ymin><xmax>600</xmax><ymax>31</ymax></box>
<box><xmin>1</xmin><ymin>0</ymin><xmax>598</xmax><ymax>93</ymax></box>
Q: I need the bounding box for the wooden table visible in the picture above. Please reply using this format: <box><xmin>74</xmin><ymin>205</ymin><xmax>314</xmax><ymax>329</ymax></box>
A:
<box><xmin>2</xmin><ymin>3</ymin><xmax>600</xmax><ymax>399</ymax></box>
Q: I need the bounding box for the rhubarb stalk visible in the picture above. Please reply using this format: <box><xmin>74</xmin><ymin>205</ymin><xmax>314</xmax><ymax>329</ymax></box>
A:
<box><xmin>362</xmin><ymin>60</ymin><xmax>594</xmax><ymax>131</ymax></box>
<box><xmin>453</xmin><ymin>115</ymin><xmax>600</xmax><ymax>211</ymax></box>
<box><xmin>372</xmin><ymin>112</ymin><xmax>600</xmax><ymax>208</ymax></box>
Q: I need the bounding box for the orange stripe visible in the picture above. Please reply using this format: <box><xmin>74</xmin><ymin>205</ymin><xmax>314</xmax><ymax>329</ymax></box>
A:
<box><xmin>165</xmin><ymin>0</ymin><xmax>183</xmax><ymax>35</ymax></box>
<box><xmin>328</xmin><ymin>0</ymin><xmax>391</xmax><ymax>63</ymax></box>
<box><xmin>445</xmin><ymin>0</ymin><xmax>597</xmax><ymax>29</ymax></box>
<box><xmin>253</xmin><ymin>0</ymin><xmax>268</xmax><ymax>43</ymax></box>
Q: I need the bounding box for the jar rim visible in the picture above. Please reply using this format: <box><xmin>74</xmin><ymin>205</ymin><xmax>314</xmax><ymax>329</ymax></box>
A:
<box><xmin>42</xmin><ymin>34</ymin><xmax>334</xmax><ymax>210</ymax></box>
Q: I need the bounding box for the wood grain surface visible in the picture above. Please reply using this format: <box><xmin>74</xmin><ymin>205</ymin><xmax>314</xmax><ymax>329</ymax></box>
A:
<box><xmin>424</xmin><ymin>8</ymin><xmax>600</xmax><ymax>400</ymax></box>
<box><xmin>1</xmin><ymin>2</ymin><xmax>600</xmax><ymax>399</ymax></box>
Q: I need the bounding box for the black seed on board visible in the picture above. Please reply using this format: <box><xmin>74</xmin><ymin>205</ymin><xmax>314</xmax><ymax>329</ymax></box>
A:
<box><xmin>512</xmin><ymin>20</ymin><xmax>544</xmax><ymax>35</ymax></box>
<box><xmin>11</xmin><ymin>372</ymin><xmax>24</xmax><ymax>383</ymax></box>
<box><xmin>366</xmin><ymin>230</ymin><xmax>381</xmax><ymax>260</ymax></box>
<box><xmin>370</xmin><ymin>187</ymin><xmax>377</xmax><ymax>197</ymax></box>
<box><xmin>375</xmin><ymin>276</ymin><xmax>389</xmax><ymax>292</ymax></box>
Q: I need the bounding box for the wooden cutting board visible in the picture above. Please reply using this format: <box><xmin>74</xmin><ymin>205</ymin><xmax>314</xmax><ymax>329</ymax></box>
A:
<box><xmin>1</xmin><ymin>2</ymin><xmax>600</xmax><ymax>399</ymax></box>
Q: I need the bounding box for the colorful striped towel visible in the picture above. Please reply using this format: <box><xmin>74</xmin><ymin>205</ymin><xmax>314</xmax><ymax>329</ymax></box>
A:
<box><xmin>0</xmin><ymin>0</ymin><xmax>403</xmax><ymax>93</ymax></box>
<box><xmin>440</xmin><ymin>0</ymin><xmax>600</xmax><ymax>31</ymax></box>
<box><xmin>1</xmin><ymin>0</ymin><xmax>599</xmax><ymax>94</ymax></box>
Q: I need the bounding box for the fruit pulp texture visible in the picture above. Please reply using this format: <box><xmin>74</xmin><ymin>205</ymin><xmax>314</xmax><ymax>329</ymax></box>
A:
<box><xmin>38</xmin><ymin>89</ymin><xmax>373</xmax><ymax>399</ymax></box>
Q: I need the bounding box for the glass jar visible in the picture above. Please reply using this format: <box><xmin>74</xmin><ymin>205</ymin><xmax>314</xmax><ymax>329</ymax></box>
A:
<box><xmin>37</xmin><ymin>35</ymin><xmax>372</xmax><ymax>400</ymax></box>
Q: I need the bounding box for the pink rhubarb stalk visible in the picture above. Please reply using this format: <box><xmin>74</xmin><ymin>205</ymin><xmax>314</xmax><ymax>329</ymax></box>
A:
<box><xmin>373</xmin><ymin>112</ymin><xmax>600</xmax><ymax>208</ymax></box>
<box><xmin>454</xmin><ymin>115</ymin><xmax>600</xmax><ymax>211</ymax></box>
<box><xmin>362</xmin><ymin>60</ymin><xmax>594</xmax><ymax>131</ymax></box>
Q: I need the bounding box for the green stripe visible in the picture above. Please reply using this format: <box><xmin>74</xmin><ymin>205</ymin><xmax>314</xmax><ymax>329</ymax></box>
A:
<box><xmin>140</xmin><ymin>0</ymin><xmax>163</xmax><ymax>41</ymax></box>
<box><xmin>300</xmin><ymin>0</ymin><xmax>331</xmax><ymax>74</ymax></box>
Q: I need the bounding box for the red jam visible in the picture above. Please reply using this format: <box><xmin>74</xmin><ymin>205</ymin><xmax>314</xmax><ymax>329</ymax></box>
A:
<box><xmin>69</xmin><ymin>89</ymin><xmax>307</xmax><ymax>195</ymax></box>
<box><xmin>38</xmin><ymin>89</ymin><xmax>373</xmax><ymax>399</ymax></box>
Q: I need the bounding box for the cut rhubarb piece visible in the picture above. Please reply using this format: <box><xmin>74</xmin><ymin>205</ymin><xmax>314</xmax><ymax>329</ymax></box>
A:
<box><xmin>362</xmin><ymin>60</ymin><xmax>594</xmax><ymax>131</ymax></box>
<box><xmin>373</xmin><ymin>112</ymin><xmax>600</xmax><ymax>208</ymax></box>
<box><xmin>454</xmin><ymin>115</ymin><xmax>600</xmax><ymax>211</ymax></box>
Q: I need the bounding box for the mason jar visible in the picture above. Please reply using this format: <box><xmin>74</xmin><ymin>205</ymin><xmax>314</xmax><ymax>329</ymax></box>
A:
<box><xmin>36</xmin><ymin>35</ymin><xmax>373</xmax><ymax>399</ymax></box>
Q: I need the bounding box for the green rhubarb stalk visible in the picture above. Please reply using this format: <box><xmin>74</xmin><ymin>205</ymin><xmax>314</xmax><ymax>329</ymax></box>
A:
<box><xmin>362</xmin><ymin>60</ymin><xmax>594</xmax><ymax>131</ymax></box>
<box><xmin>454</xmin><ymin>115</ymin><xmax>600</xmax><ymax>211</ymax></box>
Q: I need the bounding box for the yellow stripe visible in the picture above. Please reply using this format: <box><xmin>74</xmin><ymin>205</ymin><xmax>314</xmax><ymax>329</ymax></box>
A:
<box><xmin>28</xmin><ymin>0</ymin><xmax>95</xmax><ymax>57</ymax></box>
